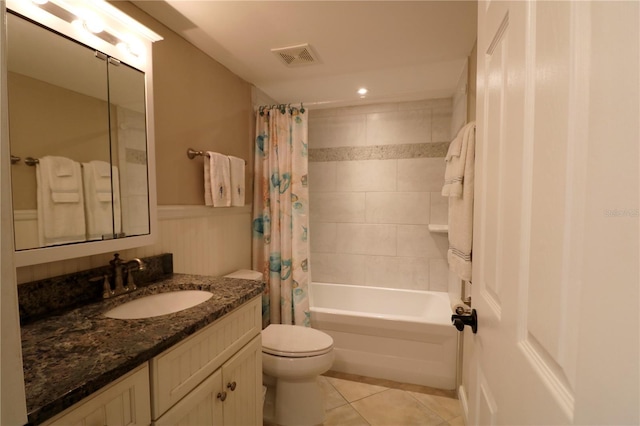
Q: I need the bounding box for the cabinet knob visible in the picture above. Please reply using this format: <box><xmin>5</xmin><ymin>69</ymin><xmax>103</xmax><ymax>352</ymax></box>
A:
<box><xmin>217</xmin><ymin>391</ymin><xmax>227</xmax><ymax>401</ymax></box>
<box><xmin>227</xmin><ymin>381</ymin><xmax>237</xmax><ymax>391</ymax></box>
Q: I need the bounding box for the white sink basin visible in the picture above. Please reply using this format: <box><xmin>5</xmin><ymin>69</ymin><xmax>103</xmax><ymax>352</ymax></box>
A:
<box><xmin>104</xmin><ymin>290</ymin><xmax>214</xmax><ymax>319</ymax></box>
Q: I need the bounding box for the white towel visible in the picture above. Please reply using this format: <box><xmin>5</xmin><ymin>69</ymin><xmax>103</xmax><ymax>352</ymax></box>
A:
<box><xmin>204</xmin><ymin>152</ymin><xmax>231</xmax><ymax>207</ymax></box>
<box><xmin>82</xmin><ymin>161</ymin><xmax>122</xmax><ymax>240</ymax></box>
<box><xmin>442</xmin><ymin>122</ymin><xmax>475</xmax><ymax>198</ymax></box>
<box><xmin>443</xmin><ymin>122</ymin><xmax>476</xmax><ymax>281</ymax></box>
<box><xmin>36</xmin><ymin>156</ymin><xmax>86</xmax><ymax>247</ymax></box>
<box><xmin>228</xmin><ymin>155</ymin><xmax>245</xmax><ymax>207</ymax></box>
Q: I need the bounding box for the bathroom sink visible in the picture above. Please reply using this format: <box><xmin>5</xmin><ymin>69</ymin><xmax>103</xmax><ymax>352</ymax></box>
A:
<box><xmin>104</xmin><ymin>290</ymin><xmax>214</xmax><ymax>319</ymax></box>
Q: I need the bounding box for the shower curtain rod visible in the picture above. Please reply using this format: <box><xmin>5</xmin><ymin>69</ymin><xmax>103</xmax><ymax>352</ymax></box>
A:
<box><xmin>258</xmin><ymin>103</ymin><xmax>305</xmax><ymax>115</ymax></box>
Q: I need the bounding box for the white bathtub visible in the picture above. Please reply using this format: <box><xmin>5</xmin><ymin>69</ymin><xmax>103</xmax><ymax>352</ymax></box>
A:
<box><xmin>310</xmin><ymin>282</ymin><xmax>457</xmax><ymax>390</ymax></box>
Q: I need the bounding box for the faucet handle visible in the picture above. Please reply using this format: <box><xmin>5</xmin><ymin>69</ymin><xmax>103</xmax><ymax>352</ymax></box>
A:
<box><xmin>126</xmin><ymin>269</ymin><xmax>137</xmax><ymax>291</ymax></box>
<box><xmin>90</xmin><ymin>275</ymin><xmax>113</xmax><ymax>299</ymax></box>
<box><xmin>110</xmin><ymin>253</ymin><xmax>122</xmax><ymax>267</ymax></box>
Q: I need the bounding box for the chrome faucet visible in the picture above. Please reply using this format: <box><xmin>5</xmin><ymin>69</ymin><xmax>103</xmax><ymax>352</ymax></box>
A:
<box><xmin>100</xmin><ymin>253</ymin><xmax>146</xmax><ymax>298</ymax></box>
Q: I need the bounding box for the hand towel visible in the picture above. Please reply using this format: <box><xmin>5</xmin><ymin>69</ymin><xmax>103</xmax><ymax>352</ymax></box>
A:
<box><xmin>82</xmin><ymin>161</ymin><xmax>122</xmax><ymax>240</ymax></box>
<box><xmin>228</xmin><ymin>155</ymin><xmax>245</xmax><ymax>207</ymax></box>
<box><xmin>204</xmin><ymin>152</ymin><xmax>231</xmax><ymax>207</ymax></box>
<box><xmin>443</xmin><ymin>122</ymin><xmax>476</xmax><ymax>281</ymax></box>
<box><xmin>36</xmin><ymin>156</ymin><xmax>86</xmax><ymax>247</ymax></box>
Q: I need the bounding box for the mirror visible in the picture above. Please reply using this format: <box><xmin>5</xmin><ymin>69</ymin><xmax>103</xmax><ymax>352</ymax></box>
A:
<box><xmin>7</xmin><ymin>11</ymin><xmax>150</xmax><ymax>250</ymax></box>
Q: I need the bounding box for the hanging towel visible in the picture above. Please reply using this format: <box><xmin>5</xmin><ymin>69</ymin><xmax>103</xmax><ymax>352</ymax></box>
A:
<box><xmin>204</xmin><ymin>151</ymin><xmax>231</xmax><ymax>207</ymax></box>
<box><xmin>82</xmin><ymin>161</ymin><xmax>122</xmax><ymax>240</ymax></box>
<box><xmin>36</xmin><ymin>156</ymin><xmax>86</xmax><ymax>247</ymax></box>
<box><xmin>443</xmin><ymin>122</ymin><xmax>476</xmax><ymax>282</ymax></box>
<box><xmin>228</xmin><ymin>155</ymin><xmax>245</xmax><ymax>207</ymax></box>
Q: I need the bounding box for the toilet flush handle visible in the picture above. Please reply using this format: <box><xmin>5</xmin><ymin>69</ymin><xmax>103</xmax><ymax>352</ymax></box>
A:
<box><xmin>227</xmin><ymin>381</ymin><xmax>237</xmax><ymax>391</ymax></box>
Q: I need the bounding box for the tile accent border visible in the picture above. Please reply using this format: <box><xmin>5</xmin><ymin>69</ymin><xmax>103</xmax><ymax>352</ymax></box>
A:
<box><xmin>125</xmin><ymin>147</ymin><xmax>147</xmax><ymax>165</ymax></box>
<box><xmin>309</xmin><ymin>141</ymin><xmax>450</xmax><ymax>162</ymax></box>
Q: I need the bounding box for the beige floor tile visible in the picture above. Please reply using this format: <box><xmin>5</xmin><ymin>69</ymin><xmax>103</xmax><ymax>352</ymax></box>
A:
<box><xmin>324</xmin><ymin>404</ymin><xmax>371</xmax><ymax>426</ymax></box>
<box><xmin>326</xmin><ymin>376</ymin><xmax>388</xmax><ymax>403</ymax></box>
<box><xmin>409</xmin><ymin>392</ymin><xmax>461</xmax><ymax>421</ymax></box>
<box><xmin>319</xmin><ymin>376</ymin><xmax>349</xmax><ymax>411</ymax></box>
<box><xmin>351</xmin><ymin>388</ymin><xmax>448</xmax><ymax>426</ymax></box>
<box><xmin>448</xmin><ymin>415</ymin><xmax>466</xmax><ymax>425</ymax></box>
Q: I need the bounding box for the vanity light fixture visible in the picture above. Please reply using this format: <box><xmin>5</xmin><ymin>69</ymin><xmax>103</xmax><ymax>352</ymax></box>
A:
<box><xmin>75</xmin><ymin>10</ymin><xmax>104</xmax><ymax>34</ymax></box>
<box><xmin>357</xmin><ymin>87</ymin><xmax>368</xmax><ymax>95</ymax></box>
<box><xmin>116</xmin><ymin>38</ymin><xmax>144</xmax><ymax>58</ymax></box>
<box><xmin>30</xmin><ymin>0</ymin><xmax>141</xmax><ymax>56</ymax></box>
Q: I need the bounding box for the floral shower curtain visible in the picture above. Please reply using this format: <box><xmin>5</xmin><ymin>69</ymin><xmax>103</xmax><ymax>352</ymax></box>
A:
<box><xmin>252</xmin><ymin>105</ymin><xmax>310</xmax><ymax>327</ymax></box>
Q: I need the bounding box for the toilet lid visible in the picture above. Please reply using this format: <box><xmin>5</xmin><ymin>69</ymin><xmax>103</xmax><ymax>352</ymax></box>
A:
<box><xmin>262</xmin><ymin>324</ymin><xmax>333</xmax><ymax>358</ymax></box>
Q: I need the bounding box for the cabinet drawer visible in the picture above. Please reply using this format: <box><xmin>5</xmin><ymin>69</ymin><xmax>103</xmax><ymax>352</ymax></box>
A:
<box><xmin>151</xmin><ymin>296</ymin><xmax>261</xmax><ymax>418</ymax></box>
<box><xmin>43</xmin><ymin>363</ymin><xmax>150</xmax><ymax>426</ymax></box>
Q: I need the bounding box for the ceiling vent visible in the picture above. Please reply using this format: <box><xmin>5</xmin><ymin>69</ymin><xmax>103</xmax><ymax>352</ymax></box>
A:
<box><xmin>271</xmin><ymin>43</ymin><xmax>319</xmax><ymax>67</ymax></box>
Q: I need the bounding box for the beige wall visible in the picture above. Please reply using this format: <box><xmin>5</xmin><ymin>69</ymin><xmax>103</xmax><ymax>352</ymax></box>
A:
<box><xmin>467</xmin><ymin>40</ymin><xmax>477</xmax><ymax>122</ymax></box>
<box><xmin>110</xmin><ymin>2</ymin><xmax>254</xmax><ymax>206</ymax></box>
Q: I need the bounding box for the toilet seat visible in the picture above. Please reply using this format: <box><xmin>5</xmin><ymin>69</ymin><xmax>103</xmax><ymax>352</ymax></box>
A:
<box><xmin>262</xmin><ymin>324</ymin><xmax>333</xmax><ymax>358</ymax></box>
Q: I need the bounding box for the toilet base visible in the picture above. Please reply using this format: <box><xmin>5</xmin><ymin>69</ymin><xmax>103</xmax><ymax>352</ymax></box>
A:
<box><xmin>263</xmin><ymin>375</ymin><xmax>325</xmax><ymax>426</ymax></box>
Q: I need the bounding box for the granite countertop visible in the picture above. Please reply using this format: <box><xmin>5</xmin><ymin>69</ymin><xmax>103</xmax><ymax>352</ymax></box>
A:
<box><xmin>20</xmin><ymin>273</ymin><xmax>263</xmax><ymax>425</ymax></box>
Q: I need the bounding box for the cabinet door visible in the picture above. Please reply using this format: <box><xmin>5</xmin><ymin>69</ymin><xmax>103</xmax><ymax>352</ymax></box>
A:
<box><xmin>151</xmin><ymin>297</ymin><xmax>261</xmax><ymax>418</ymax></box>
<box><xmin>221</xmin><ymin>335</ymin><xmax>262</xmax><ymax>425</ymax></box>
<box><xmin>154</xmin><ymin>369</ymin><xmax>224</xmax><ymax>426</ymax></box>
<box><xmin>154</xmin><ymin>336</ymin><xmax>262</xmax><ymax>426</ymax></box>
<box><xmin>43</xmin><ymin>364</ymin><xmax>150</xmax><ymax>426</ymax></box>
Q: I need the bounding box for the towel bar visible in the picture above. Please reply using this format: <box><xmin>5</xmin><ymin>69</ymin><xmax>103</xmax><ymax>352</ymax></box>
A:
<box><xmin>187</xmin><ymin>148</ymin><xmax>246</xmax><ymax>164</ymax></box>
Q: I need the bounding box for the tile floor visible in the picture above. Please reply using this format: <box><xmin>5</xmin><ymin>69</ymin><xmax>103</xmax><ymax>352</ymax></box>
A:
<box><xmin>320</xmin><ymin>371</ymin><xmax>465</xmax><ymax>426</ymax></box>
<box><xmin>264</xmin><ymin>371</ymin><xmax>465</xmax><ymax>426</ymax></box>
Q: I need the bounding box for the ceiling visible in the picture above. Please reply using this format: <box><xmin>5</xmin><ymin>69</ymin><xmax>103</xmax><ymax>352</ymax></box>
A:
<box><xmin>133</xmin><ymin>1</ymin><xmax>478</xmax><ymax>108</ymax></box>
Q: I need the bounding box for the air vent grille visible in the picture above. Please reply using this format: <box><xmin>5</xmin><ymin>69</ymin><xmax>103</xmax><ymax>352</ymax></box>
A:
<box><xmin>272</xmin><ymin>43</ymin><xmax>319</xmax><ymax>67</ymax></box>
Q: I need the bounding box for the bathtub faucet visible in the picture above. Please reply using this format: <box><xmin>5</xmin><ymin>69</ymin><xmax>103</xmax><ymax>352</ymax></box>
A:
<box><xmin>451</xmin><ymin>309</ymin><xmax>478</xmax><ymax>334</ymax></box>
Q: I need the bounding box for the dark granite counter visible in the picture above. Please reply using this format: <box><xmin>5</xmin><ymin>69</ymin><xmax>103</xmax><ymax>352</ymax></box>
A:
<box><xmin>21</xmin><ymin>273</ymin><xmax>263</xmax><ymax>425</ymax></box>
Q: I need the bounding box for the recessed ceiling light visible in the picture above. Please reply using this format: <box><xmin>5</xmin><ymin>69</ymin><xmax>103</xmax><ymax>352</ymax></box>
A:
<box><xmin>357</xmin><ymin>88</ymin><xmax>368</xmax><ymax>95</ymax></box>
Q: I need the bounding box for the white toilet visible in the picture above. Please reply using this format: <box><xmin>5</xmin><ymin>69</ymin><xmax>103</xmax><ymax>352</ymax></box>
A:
<box><xmin>224</xmin><ymin>270</ymin><xmax>335</xmax><ymax>426</ymax></box>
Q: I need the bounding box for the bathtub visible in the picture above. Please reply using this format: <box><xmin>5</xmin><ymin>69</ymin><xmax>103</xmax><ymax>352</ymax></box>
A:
<box><xmin>309</xmin><ymin>282</ymin><xmax>457</xmax><ymax>390</ymax></box>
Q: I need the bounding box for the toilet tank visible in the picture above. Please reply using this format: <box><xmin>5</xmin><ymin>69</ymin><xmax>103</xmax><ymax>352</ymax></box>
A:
<box><xmin>224</xmin><ymin>270</ymin><xmax>263</xmax><ymax>280</ymax></box>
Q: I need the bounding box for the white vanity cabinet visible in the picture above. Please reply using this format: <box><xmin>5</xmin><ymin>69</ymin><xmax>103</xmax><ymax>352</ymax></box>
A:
<box><xmin>42</xmin><ymin>364</ymin><xmax>151</xmax><ymax>426</ymax></box>
<box><xmin>151</xmin><ymin>297</ymin><xmax>262</xmax><ymax>425</ymax></box>
<box><xmin>154</xmin><ymin>336</ymin><xmax>262</xmax><ymax>426</ymax></box>
<box><xmin>39</xmin><ymin>296</ymin><xmax>262</xmax><ymax>426</ymax></box>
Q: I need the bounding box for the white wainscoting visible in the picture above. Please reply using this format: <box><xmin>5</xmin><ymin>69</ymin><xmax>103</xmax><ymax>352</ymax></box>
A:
<box><xmin>16</xmin><ymin>205</ymin><xmax>253</xmax><ymax>284</ymax></box>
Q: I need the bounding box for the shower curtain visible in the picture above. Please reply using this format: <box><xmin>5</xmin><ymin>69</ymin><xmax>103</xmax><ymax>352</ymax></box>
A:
<box><xmin>252</xmin><ymin>105</ymin><xmax>310</xmax><ymax>327</ymax></box>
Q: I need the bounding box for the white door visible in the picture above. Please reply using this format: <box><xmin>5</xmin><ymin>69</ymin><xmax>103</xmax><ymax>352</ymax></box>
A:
<box><xmin>470</xmin><ymin>1</ymin><xmax>639</xmax><ymax>424</ymax></box>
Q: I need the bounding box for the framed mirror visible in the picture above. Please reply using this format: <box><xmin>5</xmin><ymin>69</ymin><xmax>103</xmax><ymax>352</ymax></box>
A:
<box><xmin>5</xmin><ymin>1</ymin><xmax>162</xmax><ymax>266</ymax></box>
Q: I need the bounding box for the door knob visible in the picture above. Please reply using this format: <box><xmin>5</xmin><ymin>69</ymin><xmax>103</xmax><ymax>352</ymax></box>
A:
<box><xmin>227</xmin><ymin>381</ymin><xmax>237</xmax><ymax>391</ymax></box>
<box><xmin>451</xmin><ymin>309</ymin><xmax>478</xmax><ymax>334</ymax></box>
<box><xmin>217</xmin><ymin>391</ymin><xmax>227</xmax><ymax>401</ymax></box>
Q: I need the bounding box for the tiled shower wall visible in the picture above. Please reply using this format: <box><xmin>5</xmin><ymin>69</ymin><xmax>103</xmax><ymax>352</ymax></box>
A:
<box><xmin>308</xmin><ymin>99</ymin><xmax>451</xmax><ymax>292</ymax></box>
